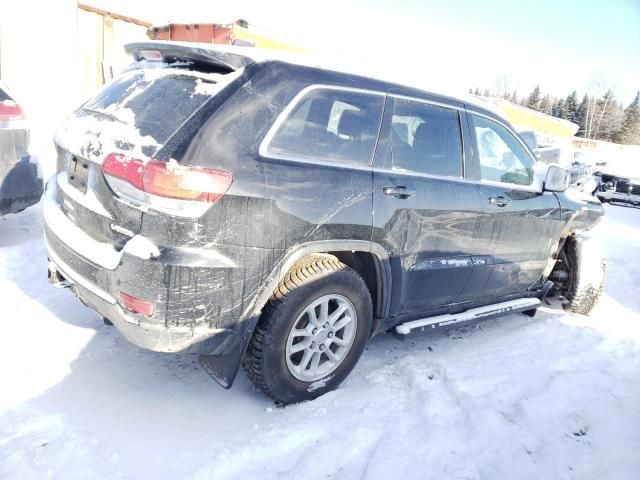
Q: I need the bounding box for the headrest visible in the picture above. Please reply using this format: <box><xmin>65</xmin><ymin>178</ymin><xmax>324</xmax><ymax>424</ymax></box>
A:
<box><xmin>338</xmin><ymin>109</ymin><xmax>368</xmax><ymax>139</ymax></box>
<box><xmin>392</xmin><ymin>122</ymin><xmax>409</xmax><ymax>144</ymax></box>
<box><xmin>414</xmin><ymin>122</ymin><xmax>444</xmax><ymax>154</ymax></box>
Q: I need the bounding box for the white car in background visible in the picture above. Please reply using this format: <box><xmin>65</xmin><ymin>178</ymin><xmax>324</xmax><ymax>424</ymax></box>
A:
<box><xmin>0</xmin><ymin>82</ymin><xmax>43</xmax><ymax>215</ymax></box>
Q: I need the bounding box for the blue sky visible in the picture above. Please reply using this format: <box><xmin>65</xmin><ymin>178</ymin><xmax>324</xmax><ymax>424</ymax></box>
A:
<box><xmin>97</xmin><ymin>0</ymin><xmax>640</xmax><ymax>103</ymax></box>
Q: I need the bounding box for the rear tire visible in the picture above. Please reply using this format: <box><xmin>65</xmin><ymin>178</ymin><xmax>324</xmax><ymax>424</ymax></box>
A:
<box><xmin>243</xmin><ymin>256</ymin><xmax>372</xmax><ymax>404</ymax></box>
<box><xmin>562</xmin><ymin>236</ymin><xmax>606</xmax><ymax>315</ymax></box>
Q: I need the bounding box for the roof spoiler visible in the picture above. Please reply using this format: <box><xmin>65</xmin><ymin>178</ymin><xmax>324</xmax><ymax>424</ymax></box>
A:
<box><xmin>124</xmin><ymin>41</ymin><xmax>255</xmax><ymax>72</ymax></box>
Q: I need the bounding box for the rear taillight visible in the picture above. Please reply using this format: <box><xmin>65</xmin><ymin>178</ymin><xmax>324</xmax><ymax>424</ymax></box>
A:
<box><xmin>101</xmin><ymin>153</ymin><xmax>232</xmax><ymax>203</ymax></box>
<box><xmin>143</xmin><ymin>160</ymin><xmax>232</xmax><ymax>202</ymax></box>
<box><xmin>0</xmin><ymin>101</ymin><xmax>25</xmax><ymax>121</ymax></box>
<box><xmin>101</xmin><ymin>153</ymin><xmax>144</xmax><ymax>189</ymax></box>
<box><xmin>120</xmin><ymin>292</ymin><xmax>155</xmax><ymax>317</ymax></box>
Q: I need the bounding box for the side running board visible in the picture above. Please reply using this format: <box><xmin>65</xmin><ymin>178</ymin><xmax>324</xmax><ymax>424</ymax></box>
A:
<box><xmin>395</xmin><ymin>298</ymin><xmax>541</xmax><ymax>335</ymax></box>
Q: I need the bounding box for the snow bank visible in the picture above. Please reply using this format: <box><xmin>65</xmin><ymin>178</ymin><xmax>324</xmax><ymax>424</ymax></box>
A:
<box><xmin>0</xmin><ymin>204</ymin><xmax>639</xmax><ymax>479</ymax></box>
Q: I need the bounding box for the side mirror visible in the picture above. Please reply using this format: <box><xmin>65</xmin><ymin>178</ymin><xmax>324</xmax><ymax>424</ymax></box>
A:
<box><xmin>543</xmin><ymin>165</ymin><xmax>570</xmax><ymax>192</ymax></box>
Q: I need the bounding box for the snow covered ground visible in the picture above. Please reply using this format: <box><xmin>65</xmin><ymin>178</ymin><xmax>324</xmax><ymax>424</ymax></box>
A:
<box><xmin>0</xmin><ymin>203</ymin><xmax>639</xmax><ymax>480</ymax></box>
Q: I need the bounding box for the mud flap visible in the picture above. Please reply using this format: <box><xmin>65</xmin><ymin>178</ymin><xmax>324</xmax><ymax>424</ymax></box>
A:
<box><xmin>198</xmin><ymin>314</ymin><xmax>261</xmax><ymax>389</ymax></box>
<box><xmin>0</xmin><ymin>156</ymin><xmax>43</xmax><ymax>215</ymax></box>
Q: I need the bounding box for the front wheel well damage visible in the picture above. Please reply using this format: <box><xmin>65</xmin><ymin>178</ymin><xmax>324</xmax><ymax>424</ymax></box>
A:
<box><xmin>547</xmin><ymin>233</ymin><xmax>606</xmax><ymax>315</ymax></box>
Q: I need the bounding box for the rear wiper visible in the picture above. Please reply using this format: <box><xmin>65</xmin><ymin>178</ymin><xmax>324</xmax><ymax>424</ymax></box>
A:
<box><xmin>82</xmin><ymin>107</ymin><xmax>126</xmax><ymax>124</ymax></box>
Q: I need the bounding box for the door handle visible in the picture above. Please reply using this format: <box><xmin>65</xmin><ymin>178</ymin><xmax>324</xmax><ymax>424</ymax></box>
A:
<box><xmin>488</xmin><ymin>195</ymin><xmax>510</xmax><ymax>207</ymax></box>
<box><xmin>383</xmin><ymin>186</ymin><xmax>416</xmax><ymax>199</ymax></box>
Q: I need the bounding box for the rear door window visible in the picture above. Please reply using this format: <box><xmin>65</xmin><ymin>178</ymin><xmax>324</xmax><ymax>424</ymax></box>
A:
<box><xmin>264</xmin><ymin>87</ymin><xmax>385</xmax><ymax>165</ymax></box>
<box><xmin>389</xmin><ymin>98</ymin><xmax>464</xmax><ymax>177</ymax></box>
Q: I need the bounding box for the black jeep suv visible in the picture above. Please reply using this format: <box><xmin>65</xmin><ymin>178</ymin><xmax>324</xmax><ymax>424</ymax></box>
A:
<box><xmin>44</xmin><ymin>42</ymin><xmax>605</xmax><ymax>403</ymax></box>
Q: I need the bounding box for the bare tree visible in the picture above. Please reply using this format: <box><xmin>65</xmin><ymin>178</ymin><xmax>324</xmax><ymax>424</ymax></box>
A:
<box><xmin>493</xmin><ymin>74</ymin><xmax>516</xmax><ymax>99</ymax></box>
<box><xmin>593</xmin><ymin>89</ymin><xmax>612</xmax><ymax>139</ymax></box>
<box><xmin>584</xmin><ymin>70</ymin><xmax>618</xmax><ymax>139</ymax></box>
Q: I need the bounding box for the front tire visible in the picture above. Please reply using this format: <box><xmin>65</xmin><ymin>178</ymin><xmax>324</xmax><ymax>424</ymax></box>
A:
<box><xmin>561</xmin><ymin>236</ymin><xmax>606</xmax><ymax>315</ymax></box>
<box><xmin>243</xmin><ymin>256</ymin><xmax>372</xmax><ymax>404</ymax></box>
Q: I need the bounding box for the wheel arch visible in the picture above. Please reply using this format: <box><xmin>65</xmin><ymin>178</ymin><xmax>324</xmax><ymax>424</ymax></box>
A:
<box><xmin>248</xmin><ymin>240</ymin><xmax>392</xmax><ymax>329</ymax></box>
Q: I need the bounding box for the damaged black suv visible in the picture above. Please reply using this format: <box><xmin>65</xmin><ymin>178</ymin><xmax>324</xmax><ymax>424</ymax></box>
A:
<box><xmin>45</xmin><ymin>42</ymin><xmax>605</xmax><ymax>403</ymax></box>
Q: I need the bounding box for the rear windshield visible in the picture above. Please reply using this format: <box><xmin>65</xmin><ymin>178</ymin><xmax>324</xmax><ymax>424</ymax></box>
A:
<box><xmin>80</xmin><ymin>68</ymin><xmax>223</xmax><ymax>150</ymax></box>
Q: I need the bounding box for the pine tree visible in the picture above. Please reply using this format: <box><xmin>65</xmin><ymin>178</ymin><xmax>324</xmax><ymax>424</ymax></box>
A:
<box><xmin>576</xmin><ymin>94</ymin><xmax>590</xmax><ymax>137</ymax></box>
<box><xmin>565</xmin><ymin>90</ymin><xmax>579</xmax><ymax>124</ymax></box>
<box><xmin>509</xmin><ymin>90</ymin><xmax>518</xmax><ymax>103</ymax></box>
<box><xmin>540</xmin><ymin>95</ymin><xmax>552</xmax><ymax>115</ymax></box>
<box><xmin>474</xmin><ymin>87</ymin><xmax>481</xmax><ymax>96</ymax></box>
<box><xmin>552</xmin><ymin>99</ymin><xmax>568</xmax><ymax>119</ymax></box>
<box><xmin>527</xmin><ymin>85</ymin><xmax>541</xmax><ymax>111</ymax></box>
<box><xmin>613</xmin><ymin>91</ymin><xmax>640</xmax><ymax>145</ymax></box>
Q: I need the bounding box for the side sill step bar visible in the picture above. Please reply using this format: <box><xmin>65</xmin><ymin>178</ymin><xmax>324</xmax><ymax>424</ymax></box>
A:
<box><xmin>395</xmin><ymin>298</ymin><xmax>541</xmax><ymax>336</ymax></box>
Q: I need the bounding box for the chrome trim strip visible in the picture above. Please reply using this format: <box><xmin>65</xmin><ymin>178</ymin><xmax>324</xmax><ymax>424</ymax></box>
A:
<box><xmin>371</xmin><ymin>166</ymin><xmax>542</xmax><ymax>193</ymax></box>
<box><xmin>390</xmin><ymin>93</ymin><xmax>465</xmax><ymax>111</ymax></box>
<box><xmin>261</xmin><ymin>154</ymin><xmax>375</xmax><ymax>172</ymax></box>
<box><xmin>373</xmin><ymin>166</ymin><xmax>471</xmax><ymax>184</ymax></box>
<box><xmin>477</xmin><ymin>178</ymin><xmax>542</xmax><ymax>193</ymax></box>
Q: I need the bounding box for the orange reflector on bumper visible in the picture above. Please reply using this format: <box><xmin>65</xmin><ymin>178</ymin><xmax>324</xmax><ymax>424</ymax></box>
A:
<box><xmin>120</xmin><ymin>292</ymin><xmax>155</xmax><ymax>317</ymax></box>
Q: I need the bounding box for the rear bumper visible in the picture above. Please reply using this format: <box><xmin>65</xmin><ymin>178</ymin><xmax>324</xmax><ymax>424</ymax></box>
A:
<box><xmin>42</xmin><ymin>178</ymin><xmax>264</xmax><ymax>355</ymax></box>
<box><xmin>46</xmin><ymin>250</ymin><xmax>237</xmax><ymax>354</ymax></box>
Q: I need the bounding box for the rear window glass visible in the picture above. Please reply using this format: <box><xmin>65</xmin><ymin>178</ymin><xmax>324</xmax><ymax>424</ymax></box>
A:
<box><xmin>265</xmin><ymin>88</ymin><xmax>384</xmax><ymax>165</ymax></box>
<box><xmin>81</xmin><ymin>69</ymin><xmax>222</xmax><ymax>148</ymax></box>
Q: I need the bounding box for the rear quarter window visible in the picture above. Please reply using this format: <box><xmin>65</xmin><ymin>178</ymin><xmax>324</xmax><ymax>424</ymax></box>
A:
<box><xmin>263</xmin><ymin>87</ymin><xmax>385</xmax><ymax>165</ymax></box>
